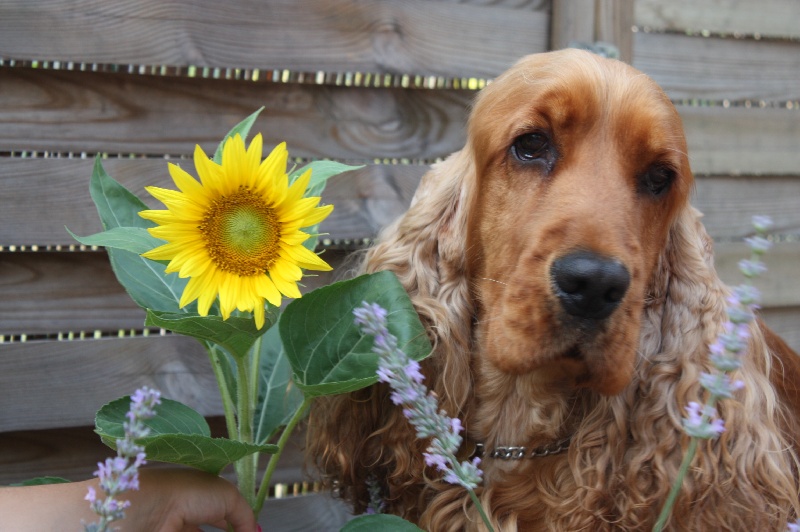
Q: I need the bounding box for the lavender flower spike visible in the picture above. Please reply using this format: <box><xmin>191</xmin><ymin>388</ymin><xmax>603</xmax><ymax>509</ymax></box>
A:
<box><xmin>354</xmin><ymin>302</ymin><xmax>483</xmax><ymax>491</ymax></box>
<box><xmin>84</xmin><ymin>386</ymin><xmax>161</xmax><ymax>532</ymax></box>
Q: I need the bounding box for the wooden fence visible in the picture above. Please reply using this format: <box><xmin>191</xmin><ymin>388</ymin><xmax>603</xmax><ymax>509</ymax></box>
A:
<box><xmin>1</xmin><ymin>0</ymin><xmax>798</xmax><ymax>528</ymax></box>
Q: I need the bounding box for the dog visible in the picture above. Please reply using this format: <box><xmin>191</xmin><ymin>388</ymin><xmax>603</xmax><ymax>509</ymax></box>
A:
<box><xmin>307</xmin><ymin>49</ymin><xmax>800</xmax><ymax>531</ymax></box>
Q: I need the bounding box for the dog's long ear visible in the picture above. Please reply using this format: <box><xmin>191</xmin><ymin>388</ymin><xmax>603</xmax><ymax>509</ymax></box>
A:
<box><xmin>362</xmin><ymin>147</ymin><xmax>476</xmax><ymax>411</ymax></box>
<box><xmin>306</xmin><ymin>147</ymin><xmax>476</xmax><ymax>516</ymax></box>
<box><xmin>570</xmin><ymin>205</ymin><xmax>800</xmax><ymax>530</ymax></box>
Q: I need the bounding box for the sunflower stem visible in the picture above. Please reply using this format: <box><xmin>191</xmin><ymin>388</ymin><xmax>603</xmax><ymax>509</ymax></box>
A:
<box><xmin>234</xmin><ymin>353</ymin><xmax>256</xmax><ymax>510</ymax></box>
<box><xmin>253</xmin><ymin>396</ymin><xmax>312</xmax><ymax>516</ymax></box>
<box><xmin>206</xmin><ymin>343</ymin><xmax>238</xmax><ymax>441</ymax></box>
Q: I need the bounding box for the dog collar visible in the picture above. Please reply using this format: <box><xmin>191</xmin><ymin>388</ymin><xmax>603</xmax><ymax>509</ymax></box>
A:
<box><xmin>474</xmin><ymin>437</ymin><xmax>571</xmax><ymax>460</ymax></box>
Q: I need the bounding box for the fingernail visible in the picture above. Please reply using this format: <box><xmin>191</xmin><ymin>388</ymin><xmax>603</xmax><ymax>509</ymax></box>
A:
<box><xmin>257</xmin><ymin>525</ymin><xmax>263</xmax><ymax>532</ymax></box>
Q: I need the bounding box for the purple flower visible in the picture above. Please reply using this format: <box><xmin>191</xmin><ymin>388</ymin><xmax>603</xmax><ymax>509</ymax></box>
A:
<box><xmin>699</xmin><ymin>372</ymin><xmax>744</xmax><ymax>399</ymax></box>
<box><xmin>84</xmin><ymin>386</ymin><xmax>161</xmax><ymax>532</ymax></box>
<box><xmin>751</xmin><ymin>215</ymin><xmax>774</xmax><ymax>233</ymax></box>
<box><xmin>683</xmin><ymin>402</ymin><xmax>725</xmax><ymax>439</ymax></box>
<box><xmin>738</xmin><ymin>258</ymin><xmax>767</xmax><ymax>278</ymax></box>
<box><xmin>745</xmin><ymin>235</ymin><xmax>773</xmax><ymax>254</ymax></box>
<box><xmin>354</xmin><ymin>301</ymin><xmax>484</xmax><ymax>490</ymax></box>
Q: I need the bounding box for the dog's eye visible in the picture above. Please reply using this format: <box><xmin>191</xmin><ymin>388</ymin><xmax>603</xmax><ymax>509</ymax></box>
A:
<box><xmin>511</xmin><ymin>133</ymin><xmax>550</xmax><ymax>163</ymax></box>
<box><xmin>639</xmin><ymin>164</ymin><xmax>676</xmax><ymax>197</ymax></box>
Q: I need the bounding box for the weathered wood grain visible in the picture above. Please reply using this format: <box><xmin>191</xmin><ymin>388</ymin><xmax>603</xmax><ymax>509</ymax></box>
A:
<box><xmin>0</xmin><ymin>251</ymin><xmax>351</xmax><ymax>335</ymax></box>
<box><xmin>4</xmin><ymin>159</ymin><xmax>800</xmax><ymax>248</ymax></box>
<box><xmin>0</xmin><ymin>158</ymin><xmax>423</xmax><ymax>247</ymax></box>
<box><xmin>713</xmin><ymin>242</ymin><xmax>800</xmax><ymax>309</ymax></box>
<box><xmin>0</xmin><ymin>422</ymin><xmax>354</xmax><ymax>529</ymax></box>
<box><xmin>0</xmin><ymin>0</ymin><xmax>547</xmax><ymax>79</ymax></box>
<box><xmin>550</xmin><ymin>0</ymin><xmax>596</xmax><ymax>51</ymax></box>
<box><xmin>0</xmin><ymin>68</ymin><xmax>473</xmax><ymax>161</ymax></box>
<box><xmin>634</xmin><ymin>32</ymin><xmax>800</xmax><ymax>101</ymax></box>
<box><xmin>679</xmin><ymin>107</ymin><xmax>800</xmax><ymax>175</ymax></box>
<box><xmin>0</xmin><ymin>336</ymin><xmax>222</xmax><ymax>432</ymax></box>
<box><xmin>595</xmin><ymin>0</ymin><xmax>635</xmax><ymax>63</ymax></box>
<box><xmin>2</xmin><ymin>240</ymin><xmax>799</xmax><ymax>339</ymax></box>
<box><xmin>0</xmin><ymin>419</ymin><xmax>309</xmax><ymax>486</ymax></box>
<box><xmin>692</xmin><ymin>175</ymin><xmax>800</xmax><ymax>238</ymax></box>
<box><xmin>636</xmin><ymin>0</ymin><xmax>800</xmax><ymax>38</ymax></box>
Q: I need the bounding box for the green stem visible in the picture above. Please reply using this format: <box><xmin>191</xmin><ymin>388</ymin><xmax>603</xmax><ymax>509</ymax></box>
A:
<box><xmin>206</xmin><ymin>344</ymin><xmax>238</xmax><ymax>441</ymax></box>
<box><xmin>253</xmin><ymin>396</ymin><xmax>313</xmax><ymax>515</ymax></box>
<box><xmin>235</xmin><ymin>353</ymin><xmax>256</xmax><ymax>509</ymax></box>
<box><xmin>467</xmin><ymin>487</ymin><xmax>495</xmax><ymax>532</ymax></box>
<box><xmin>653</xmin><ymin>437</ymin><xmax>699</xmax><ymax>532</ymax></box>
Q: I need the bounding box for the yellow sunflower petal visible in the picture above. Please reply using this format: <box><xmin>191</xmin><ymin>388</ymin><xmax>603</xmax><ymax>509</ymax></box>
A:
<box><xmin>279</xmin><ymin>244</ymin><xmax>333</xmax><ymax>271</ymax></box>
<box><xmin>253</xmin><ymin>299</ymin><xmax>266</xmax><ymax>329</ymax></box>
<box><xmin>269</xmin><ymin>271</ymin><xmax>302</xmax><ymax>299</ymax></box>
<box><xmin>139</xmin><ymin>209</ymin><xmax>177</xmax><ymax>225</ymax></box>
<box><xmin>194</xmin><ymin>144</ymin><xmax>225</xmax><ymax>197</ymax></box>
<box><xmin>255</xmin><ymin>275</ymin><xmax>283</xmax><ymax>308</ymax></box>
<box><xmin>168</xmin><ymin>162</ymin><xmax>206</xmax><ymax>198</ymax></box>
<box><xmin>280</xmin><ymin>168</ymin><xmax>312</xmax><ymax>208</ymax></box>
<box><xmin>141</xmin><ymin>132</ymin><xmax>336</xmax><ymax>328</ymax></box>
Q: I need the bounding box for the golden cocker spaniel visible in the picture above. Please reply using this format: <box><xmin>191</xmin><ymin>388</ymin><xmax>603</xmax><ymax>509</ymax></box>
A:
<box><xmin>308</xmin><ymin>49</ymin><xmax>800</xmax><ymax>531</ymax></box>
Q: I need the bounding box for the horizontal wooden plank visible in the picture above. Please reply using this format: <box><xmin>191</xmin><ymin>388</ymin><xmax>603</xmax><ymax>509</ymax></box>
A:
<box><xmin>635</xmin><ymin>0</ymin><xmax>800</xmax><ymax>39</ymax></box>
<box><xmin>693</xmin><ymin>175</ymin><xmax>800</xmax><ymax>238</ymax></box>
<box><xmin>3</xmin><ymin>68</ymin><xmax>799</xmax><ymax>174</ymax></box>
<box><xmin>0</xmin><ymin>423</ymin><xmax>353</xmax><ymax>528</ymax></box>
<box><xmin>0</xmin><ymin>336</ymin><xmax>222</xmax><ymax>432</ymax></box>
<box><xmin>714</xmin><ymin>242</ymin><xmax>800</xmax><ymax>309</ymax></box>
<box><xmin>5</xmin><ymin>159</ymin><xmax>800</xmax><ymax>248</ymax></box>
<box><xmin>0</xmin><ymin>420</ymin><xmax>310</xmax><ymax>486</ymax></box>
<box><xmin>0</xmin><ymin>68</ymin><xmax>472</xmax><ymax>161</ymax></box>
<box><xmin>0</xmin><ymin>251</ymin><xmax>351</xmax><ymax>336</ymax></box>
<box><xmin>679</xmin><ymin>106</ymin><xmax>800</xmax><ymax>175</ymax></box>
<box><xmin>0</xmin><ymin>158</ymin><xmax>422</xmax><ymax>247</ymax></box>
<box><xmin>2</xmin><ymin>240</ymin><xmax>799</xmax><ymax>337</ymax></box>
<box><xmin>0</xmin><ymin>0</ymin><xmax>547</xmax><ymax>79</ymax></box>
<box><xmin>633</xmin><ymin>32</ymin><xmax>800</xmax><ymax>101</ymax></box>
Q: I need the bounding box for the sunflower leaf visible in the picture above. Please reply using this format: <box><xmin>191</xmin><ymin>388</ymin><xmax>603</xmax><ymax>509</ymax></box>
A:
<box><xmin>90</xmin><ymin>156</ymin><xmax>153</xmax><ymax>231</ymax></box>
<box><xmin>213</xmin><ymin>107</ymin><xmax>265</xmax><ymax>164</ymax></box>
<box><xmin>96</xmin><ymin>396</ymin><xmax>276</xmax><ymax>475</ymax></box>
<box><xmin>253</xmin><ymin>321</ymin><xmax>305</xmax><ymax>444</ymax></box>
<box><xmin>82</xmin><ymin>158</ymin><xmax>195</xmax><ymax>313</ymax></box>
<box><xmin>289</xmin><ymin>160</ymin><xmax>364</xmax><ymax>197</ymax></box>
<box><xmin>66</xmin><ymin>226</ymin><xmax>164</xmax><ymax>255</ymax></box>
<box><xmin>280</xmin><ymin>271</ymin><xmax>431</xmax><ymax>397</ymax></box>
<box><xmin>145</xmin><ymin>310</ymin><xmax>275</xmax><ymax>359</ymax></box>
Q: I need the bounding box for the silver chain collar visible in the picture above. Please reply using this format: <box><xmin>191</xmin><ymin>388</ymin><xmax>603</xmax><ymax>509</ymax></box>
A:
<box><xmin>474</xmin><ymin>437</ymin><xmax>572</xmax><ymax>460</ymax></box>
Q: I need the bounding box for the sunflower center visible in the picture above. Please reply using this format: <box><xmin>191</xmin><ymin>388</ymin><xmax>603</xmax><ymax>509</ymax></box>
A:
<box><xmin>200</xmin><ymin>187</ymin><xmax>280</xmax><ymax>277</ymax></box>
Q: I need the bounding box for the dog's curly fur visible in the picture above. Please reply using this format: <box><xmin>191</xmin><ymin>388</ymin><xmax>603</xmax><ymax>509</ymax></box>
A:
<box><xmin>307</xmin><ymin>49</ymin><xmax>800</xmax><ymax>530</ymax></box>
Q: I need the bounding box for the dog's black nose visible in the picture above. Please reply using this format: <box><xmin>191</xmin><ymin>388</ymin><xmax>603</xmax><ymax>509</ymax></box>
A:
<box><xmin>551</xmin><ymin>251</ymin><xmax>630</xmax><ymax>320</ymax></box>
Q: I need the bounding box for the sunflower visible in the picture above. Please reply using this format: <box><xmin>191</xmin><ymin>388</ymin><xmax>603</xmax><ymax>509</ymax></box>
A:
<box><xmin>139</xmin><ymin>134</ymin><xmax>333</xmax><ymax>329</ymax></box>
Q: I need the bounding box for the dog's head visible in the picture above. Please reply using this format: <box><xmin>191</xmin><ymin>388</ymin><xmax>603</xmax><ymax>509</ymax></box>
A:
<box><xmin>465</xmin><ymin>49</ymin><xmax>693</xmax><ymax>395</ymax></box>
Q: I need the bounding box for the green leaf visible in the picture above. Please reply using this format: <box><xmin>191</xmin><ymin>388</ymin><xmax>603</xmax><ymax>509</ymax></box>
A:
<box><xmin>106</xmin><ymin>248</ymin><xmax>193</xmax><ymax>313</ymax></box>
<box><xmin>341</xmin><ymin>514</ymin><xmax>424</xmax><ymax>531</ymax></box>
<box><xmin>67</xmin><ymin>226</ymin><xmax>164</xmax><ymax>255</ymax></box>
<box><xmin>145</xmin><ymin>309</ymin><xmax>275</xmax><ymax>359</ymax></box>
<box><xmin>10</xmin><ymin>477</ymin><xmax>71</xmax><ymax>487</ymax></box>
<box><xmin>89</xmin><ymin>156</ymin><xmax>153</xmax><ymax>231</ymax></box>
<box><xmin>289</xmin><ymin>160</ymin><xmax>364</xmax><ymax>197</ymax></box>
<box><xmin>213</xmin><ymin>107</ymin><xmax>264</xmax><ymax>164</ymax></box>
<box><xmin>95</xmin><ymin>396</ymin><xmax>276</xmax><ymax>475</ymax></box>
<box><xmin>280</xmin><ymin>271</ymin><xmax>431</xmax><ymax>397</ymax></box>
<box><xmin>83</xmin><ymin>157</ymin><xmax>197</xmax><ymax>314</ymax></box>
<box><xmin>253</xmin><ymin>322</ymin><xmax>305</xmax><ymax>444</ymax></box>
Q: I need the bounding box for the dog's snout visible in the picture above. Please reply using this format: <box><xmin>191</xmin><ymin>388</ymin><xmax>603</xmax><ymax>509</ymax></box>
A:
<box><xmin>551</xmin><ymin>251</ymin><xmax>630</xmax><ymax>320</ymax></box>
